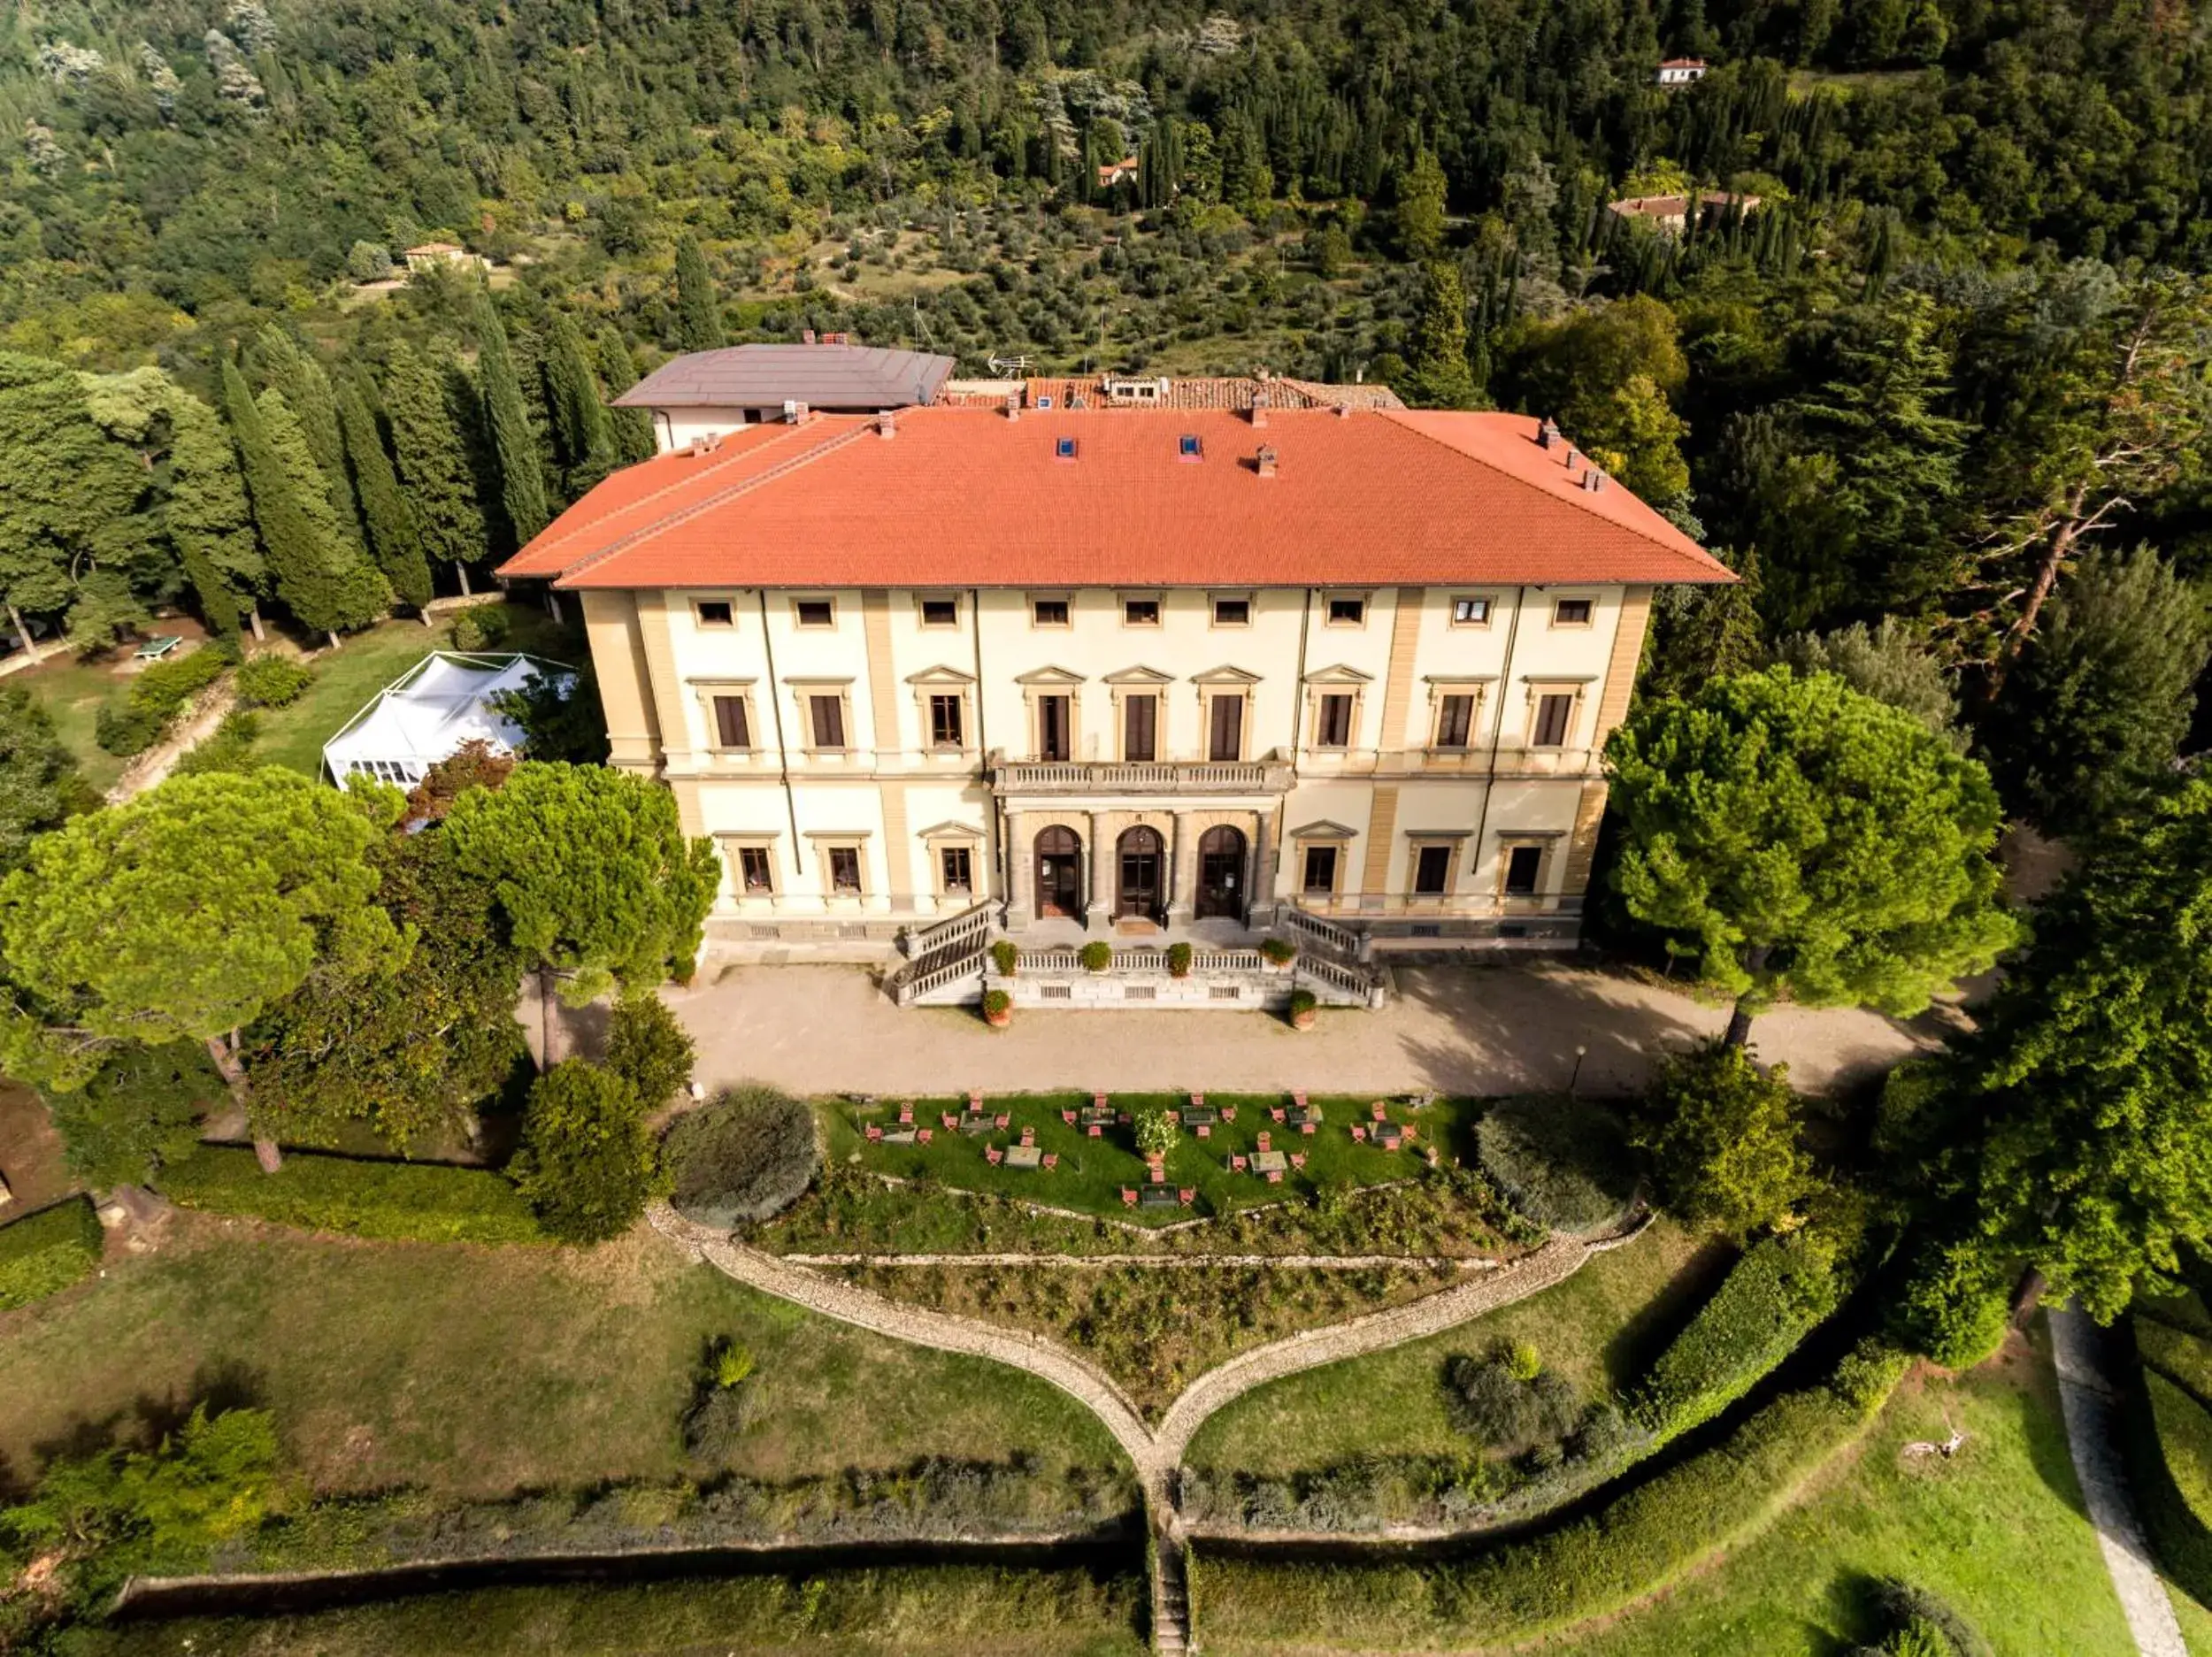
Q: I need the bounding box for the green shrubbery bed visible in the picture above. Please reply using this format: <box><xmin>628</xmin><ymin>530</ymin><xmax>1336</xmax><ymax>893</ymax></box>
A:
<box><xmin>156</xmin><ymin>1147</ymin><xmax>546</xmax><ymax>1245</ymax></box>
<box><xmin>96</xmin><ymin>641</ymin><xmax>236</xmax><ymax>756</ymax></box>
<box><xmin>1475</xmin><ymin>1096</ymin><xmax>1636</xmax><ymax>1231</ymax></box>
<box><xmin>1190</xmin><ymin>1339</ymin><xmax>1907</xmax><ymax>1649</ymax></box>
<box><xmin>0</xmin><ymin>1196</ymin><xmax>104</xmax><ymax>1312</ymax></box>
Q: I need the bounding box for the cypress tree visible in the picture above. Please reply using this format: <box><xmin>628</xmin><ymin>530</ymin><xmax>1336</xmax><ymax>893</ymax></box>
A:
<box><xmin>1405</xmin><ymin>261</ymin><xmax>1478</xmax><ymax>409</ymax></box>
<box><xmin>595</xmin><ymin>325</ymin><xmax>659</xmax><ymax>464</ymax></box>
<box><xmin>379</xmin><ymin>341</ymin><xmax>489</xmax><ymax>589</ymax></box>
<box><xmin>338</xmin><ymin>379</ymin><xmax>434</xmax><ymax>617</ymax></box>
<box><xmin>544</xmin><ymin>313</ymin><xmax>616</xmax><ymax>493</ymax></box>
<box><xmin>224</xmin><ymin>363</ymin><xmax>385</xmax><ymax>642</ymax></box>
<box><xmin>472</xmin><ymin>290</ymin><xmax>551</xmax><ymax>546</ymax></box>
<box><xmin>250</xmin><ymin>327</ymin><xmax>366</xmax><ymax>555</ymax></box>
<box><xmin>162</xmin><ymin>390</ymin><xmax>258</xmax><ymax>639</ymax></box>
<box><xmin>673</xmin><ymin>234</ymin><xmax>726</xmax><ymax>352</ymax></box>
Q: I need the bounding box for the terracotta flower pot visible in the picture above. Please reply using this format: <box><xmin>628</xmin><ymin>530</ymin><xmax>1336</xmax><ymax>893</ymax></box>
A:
<box><xmin>1291</xmin><ymin>1008</ymin><xmax>1317</xmax><ymax>1032</ymax></box>
<box><xmin>986</xmin><ymin>1006</ymin><xmax>1013</xmax><ymax>1029</ymax></box>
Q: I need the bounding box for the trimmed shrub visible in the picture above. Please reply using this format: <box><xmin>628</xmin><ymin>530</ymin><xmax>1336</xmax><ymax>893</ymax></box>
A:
<box><xmin>1633</xmin><ymin>1041</ymin><xmax>1809</xmax><ymax>1237</ymax></box>
<box><xmin>1133</xmin><ymin>1105</ymin><xmax>1178</xmax><ymax>1157</ymax></box>
<box><xmin>664</xmin><ymin>1085</ymin><xmax>820</xmax><ymax>1228</ymax></box>
<box><xmin>449</xmin><ymin>602</ymin><xmax>516</xmax><ymax>653</ymax></box>
<box><xmin>1261</xmin><ymin>936</ymin><xmax>1296</xmax><ymax>966</ymax></box>
<box><xmin>683</xmin><ymin>1339</ymin><xmax>763</xmax><ymax>1459</ymax></box>
<box><xmin>1079</xmin><ymin>940</ymin><xmax>1111</xmax><ymax>972</ymax></box>
<box><xmin>1477</xmin><ymin>1096</ymin><xmax>1636</xmax><ymax>1231</ymax></box>
<box><xmin>511</xmin><ymin>1060</ymin><xmax>664</xmax><ymax>1243</ymax></box>
<box><xmin>1634</xmin><ymin>1228</ymin><xmax>1850</xmax><ymax>1436</ymax></box>
<box><xmin>605</xmin><ymin>993</ymin><xmax>695</xmax><ymax>1106</ymax></box>
<box><xmin>173</xmin><ymin>709</ymin><xmax>263</xmax><ymax>776</ymax></box>
<box><xmin>95</xmin><ymin>701</ymin><xmax>164</xmax><ymax>757</ymax></box>
<box><xmin>235</xmin><ymin>655</ymin><xmax>314</xmax><ymax>708</ymax></box>
<box><xmin>1288</xmin><ymin>989</ymin><xmax>1318</xmax><ymax>1018</ymax></box>
<box><xmin>1893</xmin><ymin>1239</ymin><xmax>2012</xmax><ymax>1369</ymax></box>
<box><xmin>1859</xmin><ymin>1579</ymin><xmax>1993</xmax><ymax>1657</ymax></box>
<box><xmin>96</xmin><ymin>642</ymin><xmax>236</xmax><ymax>756</ymax></box>
<box><xmin>982</xmin><ymin>988</ymin><xmax>1012</xmax><ymax>1020</ymax></box>
<box><xmin>989</xmin><ymin>939</ymin><xmax>1018</xmax><ymax>977</ymax></box>
<box><xmin>1167</xmin><ymin>941</ymin><xmax>1193</xmax><ymax>978</ymax></box>
<box><xmin>0</xmin><ymin>1196</ymin><xmax>104</xmax><ymax>1311</ymax></box>
<box><xmin>156</xmin><ymin>1146</ymin><xmax>547</xmax><ymax>1244</ymax></box>
<box><xmin>1447</xmin><ymin>1349</ymin><xmax>1582</xmax><ymax>1454</ymax></box>
<box><xmin>45</xmin><ymin>1040</ymin><xmax>217</xmax><ymax>1187</ymax></box>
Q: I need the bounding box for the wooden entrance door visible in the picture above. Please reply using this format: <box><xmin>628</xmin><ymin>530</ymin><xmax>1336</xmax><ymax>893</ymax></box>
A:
<box><xmin>1034</xmin><ymin>826</ymin><xmax>1082</xmax><ymax>917</ymax></box>
<box><xmin>1196</xmin><ymin>825</ymin><xmax>1248</xmax><ymax>921</ymax></box>
<box><xmin>1116</xmin><ymin>826</ymin><xmax>1164</xmax><ymax>921</ymax></box>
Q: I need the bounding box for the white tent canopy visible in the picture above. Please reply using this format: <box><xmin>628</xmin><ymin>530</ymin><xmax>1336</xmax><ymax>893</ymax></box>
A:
<box><xmin>323</xmin><ymin>651</ymin><xmax>573</xmax><ymax>791</ymax></box>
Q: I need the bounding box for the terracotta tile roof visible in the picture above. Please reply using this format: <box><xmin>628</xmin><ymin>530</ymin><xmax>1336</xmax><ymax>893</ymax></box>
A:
<box><xmin>499</xmin><ymin>407</ymin><xmax>1735</xmax><ymax>591</ymax></box>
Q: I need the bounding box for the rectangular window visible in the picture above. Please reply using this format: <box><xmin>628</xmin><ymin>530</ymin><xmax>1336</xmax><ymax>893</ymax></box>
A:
<box><xmin>1504</xmin><ymin>845</ymin><xmax>1544</xmax><ymax>896</ymax></box>
<box><xmin>695</xmin><ymin>600</ymin><xmax>734</xmax><ymax>627</ymax></box>
<box><xmin>794</xmin><ymin>598</ymin><xmax>835</xmax><ymax>628</ymax></box>
<box><xmin>1208</xmin><ymin>694</ymin><xmax>1244</xmax><ymax>762</ymax></box>
<box><xmin>1213</xmin><ymin>597</ymin><xmax>1250</xmax><ymax>627</ymax></box>
<box><xmin>737</xmin><ymin>846</ymin><xmax>774</xmax><ymax>892</ymax></box>
<box><xmin>1316</xmin><ymin>693</ymin><xmax>1355</xmax><ymax>748</ymax></box>
<box><xmin>1038</xmin><ymin>694</ymin><xmax>1071</xmax><ymax>762</ymax></box>
<box><xmin>1123</xmin><ymin>597</ymin><xmax>1160</xmax><ymax>627</ymax></box>
<box><xmin>1123</xmin><ymin>694</ymin><xmax>1157</xmax><ymax>763</ymax></box>
<box><xmin>1302</xmin><ymin>845</ymin><xmax>1339</xmax><ymax>895</ymax></box>
<box><xmin>809</xmin><ymin>694</ymin><xmax>847</xmax><ymax>749</ymax></box>
<box><xmin>929</xmin><ymin>694</ymin><xmax>964</xmax><ymax>748</ymax></box>
<box><xmin>827</xmin><ymin>846</ymin><xmax>863</xmax><ymax>893</ymax></box>
<box><xmin>920</xmin><ymin>596</ymin><xmax>958</xmax><ymax>628</ymax></box>
<box><xmin>1413</xmin><ymin>844</ymin><xmax>1453</xmax><ymax>895</ymax></box>
<box><xmin>1452</xmin><ymin>595</ymin><xmax>1492</xmax><ymax>626</ymax></box>
<box><xmin>1326</xmin><ymin>595</ymin><xmax>1366</xmax><ymax>626</ymax></box>
<box><xmin>1032</xmin><ymin>597</ymin><xmax>1070</xmax><ymax>628</ymax></box>
<box><xmin>940</xmin><ymin>846</ymin><xmax>973</xmax><ymax>894</ymax></box>
<box><xmin>1532</xmin><ymin>693</ymin><xmax>1575</xmax><ymax>748</ymax></box>
<box><xmin>1434</xmin><ymin>694</ymin><xmax>1476</xmax><ymax>749</ymax></box>
<box><xmin>711</xmin><ymin>694</ymin><xmax>750</xmax><ymax>749</ymax></box>
<box><xmin>1552</xmin><ymin>598</ymin><xmax>1594</xmax><ymax>627</ymax></box>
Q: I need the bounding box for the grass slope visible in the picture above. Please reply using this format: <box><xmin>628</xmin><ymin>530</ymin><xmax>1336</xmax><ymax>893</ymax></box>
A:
<box><xmin>0</xmin><ymin>1217</ymin><xmax>1122</xmax><ymax>1499</ymax></box>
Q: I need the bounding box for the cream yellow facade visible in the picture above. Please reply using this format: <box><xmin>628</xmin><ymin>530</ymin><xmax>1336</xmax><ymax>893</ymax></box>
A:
<box><xmin>580</xmin><ymin>579</ymin><xmax>1653</xmax><ymax>951</ymax></box>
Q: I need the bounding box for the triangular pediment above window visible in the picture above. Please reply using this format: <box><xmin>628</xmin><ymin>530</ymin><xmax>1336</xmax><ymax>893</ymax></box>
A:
<box><xmin>1103</xmin><ymin>665</ymin><xmax>1175</xmax><ymax>685</ymax></box>
<box><xmin>1287</xmin><ymin>819</ymin><xmax>1359</xmax><ymax>840</ymax></box>
<box><xmin>1302</xmin><ymin>664</ymin><xmax>1374</xmax><ymax>686</ymax></box>
<box><xmin>1014</xmin><ymin>664</ymin><xmax>1087</xmax><ymax>686</ymax></box>
<box><xmin>1191</xmin><ymin>664</ymin><xmax>1263</xmax><ymax>685</ymax></box>
<box><xmin>915</xmin><ymin>819</ymin><xmax>985</xmax><ymax>840</ymax></box>
<box><xmin>905</xmin><ymin>664</ymin><xmax>978</xmax><ymax>686</ymax></box>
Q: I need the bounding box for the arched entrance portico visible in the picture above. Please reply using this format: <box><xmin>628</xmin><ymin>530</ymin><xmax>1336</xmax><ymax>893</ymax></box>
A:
<box><xmin>1116</xmin><ymin>826</ymin><xmax>1164</xmax><ymax>922</ymax></box>
<box><xmin>1195</xmin><ymin>825</ymin><xmax>1248</xmax><ymax>922</ymax></box>
<box><xmin>1034</xmin><ymin>826</ymin><xmax>1083</xmax><ymax>919</ymax></box>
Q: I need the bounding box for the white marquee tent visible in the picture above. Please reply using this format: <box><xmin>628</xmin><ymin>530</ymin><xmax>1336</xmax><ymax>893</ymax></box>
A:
<box><xmin>323</xmin><ymin>651</ymin><xmax>573</xmax><ymax>791</ymax></box>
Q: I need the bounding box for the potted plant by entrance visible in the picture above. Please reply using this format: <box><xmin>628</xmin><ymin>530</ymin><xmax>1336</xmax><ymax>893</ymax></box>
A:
<box><xmin>983</xmin><ymin>989</ymin><xmax>1013</xmax><ymax>1028</ymax></box>
<box><xmin>1261</xmin><ymin>937</ymin><xmax>1298</xmax><ymax>971</ymax></box>
<box><xmin>1288</xmin><ymin>989</ymin><xmax>1318</xmax><ymax>1032</ymax></box>
<box><xmin>990</xmin><ymin>940</ymin><xmax>1019</xmax><ymax>978</ymax></box>
<box><xmin>1167</xmin><ymin>942</ymin><xmax>1194</xmax><ymax>979</ymax></box>
<box><xmin>1079</xmin><ymin>940</ymin><xmax>1113</xmax><ymax>973</ymax></box>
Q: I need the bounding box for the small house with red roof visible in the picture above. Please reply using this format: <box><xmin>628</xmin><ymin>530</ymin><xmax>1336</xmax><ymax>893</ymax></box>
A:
<box><xmin>1656</xmin><ymin>58</ymin><xmax>1709</xmax><ymax>85</ymax></box>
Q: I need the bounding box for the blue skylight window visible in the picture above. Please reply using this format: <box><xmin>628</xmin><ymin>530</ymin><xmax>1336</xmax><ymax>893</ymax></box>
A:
<box><xmin>1055</xmin><ymin>435</ymin><xmax>1078</xmax><ymax>460</ymax></box>
<box><xmin>1179</xmin><ymin>433</ymin><xmax>1203</xmax><ymax>459</ymax></box>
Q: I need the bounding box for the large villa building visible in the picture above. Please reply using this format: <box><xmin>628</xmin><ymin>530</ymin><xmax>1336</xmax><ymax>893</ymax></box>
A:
<box><xmin>499</xmin><ymin>360</ymin><xmax>1731</xmax><ymax>1000</ymax></box>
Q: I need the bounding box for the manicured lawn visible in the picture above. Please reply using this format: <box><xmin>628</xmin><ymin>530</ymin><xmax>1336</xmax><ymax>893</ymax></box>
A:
<box><xmin>0</xmin><ymin>1216</ymin><xmax>1125</xmax><ymax>1499</ymax></box>
<box><xmin>1534</xmin><ymin>1324</ymin><xmax>2130</xmax><ymax>1657</ymax></box>
<box><xmin>1184</xmin><ymin>1219</ymin><xmax>1718</xmax><ymax>1474</ymax></box>
<box><xmin>74</xmin><ymin>1567</ymin><xmax>1148</xmax><ymax>1656</ymax></box>
<box><xmin>251</xmin><ymin>604</ymin><xmax>581</xmax><ymax>778</ymax></box>
<box><xmin>827</xmin><ymin>1093</ymin><xmax>1489</xmax><ymax>1228</ymax></box>
<box><xmin>15</xmin><ymin>647</ymin><xmax>138</xmax><ymax>794</ymax></box>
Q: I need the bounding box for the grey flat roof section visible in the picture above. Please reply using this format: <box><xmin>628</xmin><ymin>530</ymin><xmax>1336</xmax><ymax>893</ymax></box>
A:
<box><xmin>612</xmin><ymin>344</ymin><xmax>956</xmax><ymax>410</ymax></box>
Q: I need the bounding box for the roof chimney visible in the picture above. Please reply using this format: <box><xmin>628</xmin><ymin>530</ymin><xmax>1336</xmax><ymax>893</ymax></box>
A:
<box><xmin>1250</xmin><ymin>390</ymin><xmax>1269</xmax><ymax>428</ymax></box>
<box><xmin>1256</xmin><ymin>444</ymin><xmax>1279</xmax><ymax>479</ymax></box>
<box><xmin>878</xmin><ymin>410</ymin><xmax>896</xmax><ymax>440</ymax></box>
<box><xmin>1583</xmin><ymin>469</ymin><xmax>1605</xmax><ymax>493</ymax></box>
<box><xmin>803</xmin><ymin>328</ymin><xmax>817</xmax><ymax>346</ymax></box>
<box><xmin>1334</xmin><ymin>401</ymin><xmax>1353</xmax><ymax>418</ymax></box>
<box><xmin>1003</xmin><ymin>391</ymin><xmax>1021</xmax><ymax>422</ymax></box>
<box><xmin>785</xmin><ymin>399</ymin><xmax>809</xmax><ymax>423</ymax></box>
<box><xmin>1537</xmin><ymin>418</ymin><xmax>1561</xmax><ymax>449</ymax></box>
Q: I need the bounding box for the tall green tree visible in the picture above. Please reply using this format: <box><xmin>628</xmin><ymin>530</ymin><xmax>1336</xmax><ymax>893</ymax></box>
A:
<box><xmin>0</xmin><ymin>685</ymin><xmax>99</xmax><ymax>875</ymax></box>
<box><xmin>672</xmin><ymin>234</ymin><xmax>726</xmax><ymax>353</ymax></box>
<box><xmin>543</xmin><ymin>313</ymin><xmax>617</xmax><ymax>494</ymax></box>
<box><xmin>250</xmin><ymin>327</ymin><xmax>366</xmax><ymax>556</ymax></box>
<box><xmin>336</xmin><ymin>380</ymin><xmax>434</xmax><ymax>617</ymax></box>
<box><xmin>1985</xmin><ymin>544</ymin><xmax>2209</xmax><ymax>836</ymax></box>
<box><xmin>1643</xmin><ymin>545</ymin><xmax>1766</xmax><ymax>702</ymax></box>
<box><xmin>258</xmin><ymin>387</ymin><xmax>389</xmax><ymax>637</ymax></box>
<box><xmin>1632</xmin><ymin>1042</ymin><xmax>1810</xmax><ymax>1238</ymax></box>
<box><xmin>1405</xmin><ymin>261</ymin><xmax>1478</xmax><ymax>409</ymax></box>
<box><xmin>442</xmin><ymin>762</ymin><xmax>719</xmax><ymax>1010</ymax></box>
<box><xmin>1393</xmin><ymin>147</ymin><xmax>1449</xmax><ymax>260</ymax></box>
<box><xmin>472</xmin><ymin>291</ymin><xmax>551</xmax><ymax>546</ymax></box>
<box><xmin>219</xmin><ymin>362</ymin><xmax>372</xmax><ymax>643</ymax></box>
<box><xmin>595</xmin><ymin>325</ymin><xmax>660</xmax><ymax>465</ymax></box>
<box><xmin>1605</xmin><ymin>667</ymin><xmax>2018</xmax><ymax>1047</ymax></box>
<box><xmin>162</xmin><ymin>389</ymin><xmax>259</xmax><ymax>639</ymax></box>
<box><xmin>0</xmin><ymin>352</ymin><xmax>147</xmax><ymax>653</ymax></box>
<box><xmin>0</xmin><ymin>769</ymin><xmax>406</xmax><ymax>1170</ymax></box>
<box><xmin>1895</xmin><ymin>779</ymin><xmax>2212</xmax><ymax>1321</ymax></box>
<box><xmin>1777</xmin><ymin>618</ymin><xmax>1962</xmax><ymax>747</ymax></box>
<box><xmin>378</xmin><ymin>341</ymin><xmax>489</xmax><ymax>591</ymax></box>
<box><xmin>510</xmin><ymin>1058</ymin><xmax>664</xmax><ymax>1242</ymax></box>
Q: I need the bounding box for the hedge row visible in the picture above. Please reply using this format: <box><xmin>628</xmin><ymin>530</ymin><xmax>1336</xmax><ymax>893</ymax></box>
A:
<box><xmin>0</xmin><ymin>1195</ymin><xmax>104</xmax><ymax>1312</ymax></box>
<box><xmin>1189</xmin><ymin>1339</ymin><xmax>1907</xmax><ymax>1650</ymax></box>
<box><xmin>96</xmin><ymin>642</ymin><xmax>234</xmax><ymax>757</ymax></box>
<box><xmin>155</xmin><ymin>1147</ymin><xmax>547</xmax><ymax>1245</ymax></box>
<box><xmin>2129</xmin><ymin>1317</ymin><xmax>2212</xmax><ymax>1607</ymax></box>
<box><xmin>1632</xmin><ymin>1227</ymin><xmax>1850</xmax><ymax>1438</ymax></box>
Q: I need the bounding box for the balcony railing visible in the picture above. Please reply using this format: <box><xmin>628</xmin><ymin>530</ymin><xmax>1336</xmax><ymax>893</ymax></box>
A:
<box><xmin>991</xmin><ymin>757</ymin><xmax>1294</xmax><ymax>794</ymax></box>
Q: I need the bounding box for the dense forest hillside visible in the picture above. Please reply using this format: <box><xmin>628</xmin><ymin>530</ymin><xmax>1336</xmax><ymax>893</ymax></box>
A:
<box><xmin>3</xmin><ymin>0</ymin><xmax>2211</xmax><ymax>811</ymax></box>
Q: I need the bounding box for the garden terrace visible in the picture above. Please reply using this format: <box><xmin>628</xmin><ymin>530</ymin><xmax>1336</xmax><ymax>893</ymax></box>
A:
<box><xmin>812</xmin><ymin>1092</ymin><xmax>1502</xmax><ymax>1231</ymax></box>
